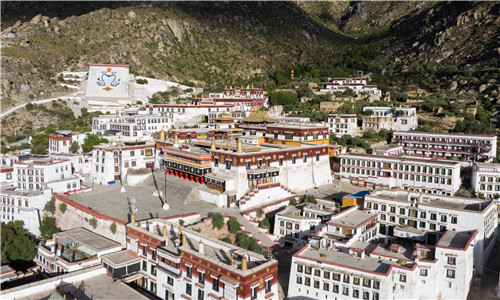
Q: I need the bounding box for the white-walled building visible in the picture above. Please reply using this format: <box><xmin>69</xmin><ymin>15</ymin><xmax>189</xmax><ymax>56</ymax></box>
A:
<box><xmin>327</xmin><ymin>114</ymin><xmax>359</xmax><ymax>137</ymax></box>
<box><xmin>91</xmin><ymin>142</ymin><xmax>156</xmax><ymax>186</ymax></box>
<box><xmin>36</xmin><ymin>227</ymin><xmax>122</xmax><ymax>275</ymax></box>
<box><xmin>0</xmin><ymin>189</ymin><xmax>52</xmax><ymax>235</ymax></box>
<box><xmin>320</xmin><ymin>78</ymin><xmax>382</xmax><ymax>97</ymax></box>
<box><xmin>274</xmin><ymin>200</ymin><xmax>337</xmax><ymax>251</ymax></box>
<box><xmin>362</xmin><ymin>106</ymin><xmax>418</xmax><ymax>133</ymax></box>
<box><xmin>364</xmin><ymin>190</ymin><xmax>498</xmax><ymax>275</ymax></box>
<box><xmin>195</xmin><ymin>87</ymin><xmax>269</xmax><ymax>111</ymax></box>
<box><xmin>49</xmin><ymin>131</ymin><xmax>86</xmax><ymax>154</ymax></box>
<box><xmin>288</xmin><ymin>228</ymin><xmax>477</xmax><ymax>300</ymax></box>
<box><xmin>472</xmin><ymin>162</ymin><xmax>500</xmax><ymax>198</ymax></box>
<box><xmin>339</xmin><ymin>153</ymin><xmax>462</xmax><ymax>195</ymax></box>
<box><xmin>101</xmin><ymin>218</ymin><xmax>279</xmax><ymax>300</ymax></box>
<box><xmin>205</xmin><ymin>141</ymin><xmax>332</xmax><ymax>209</ymax></box>
<box><xmin>13</xmin><ymin>158</ymin><xmax>82</xmax><ymax>194</ymax></box>
<box><xmin>92</xmin><ymin>110</ymin><xmax>173</xmax><ymax>138</ymax></box>
<box><xmin>391</xmin><ymin>131</ymin><xmax>498</xmax><ymax>164</ymax></box>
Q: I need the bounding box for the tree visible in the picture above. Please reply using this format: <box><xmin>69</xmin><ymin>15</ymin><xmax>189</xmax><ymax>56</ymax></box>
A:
<box><xmin>289</xmin><ymin>197</ymin><xmax>298</xmax><ymax>206</ymax></box>
<box><xmin>69</xmin><ymin>141</ymin><xmax>79</xmax><ymax>153</ymax></box>
<box><xmin>1</xmin><ymin>221</ymin><xmax>37</xmax><ymax>266</ymax></box>
<box><xmin>268</xmin><ymin>91</ymin><xmax>298</xmax><ymax>108</ymax></box>
<box><xmin>179</xmin><ymin>219</ymin><xmax>185</xmax><ymax>227</ymax></box>
<box><xmin>256</xmin><ymin>208</ymin><xmax>264</xmax><ymax>218</ymax></box>
<box><xmin>81</xmin><ymin>134</ymin><xmax>109</xmax><ymax>153</ymax></box>
<box><xmin>89</xmin><ymin>217</ymin><xmax>98</xmax><ymax>229</ymax></box>
<box><xmin>258</xmin><ymin>219</ymin><xmax>271</xmax><ymax>231</ymax></box>
<box><xmin>211</xmin><ymin>213</ymin><xmax>224</xmax><ymax>230</ymax></box>
<box><xmin>30</xmin><ymin>133</ymin><xmax>49</xmax><ymax>154</ymax></box>
<box><xmin>59</xmin><ymin>203</ymin><xmax>67</xmax><ymax>214</ymax></box>
<box><xmin>44</xmin><ymin>197</ymin><xmax>56</xmax><ymax>215</ymax></box>
<box><xmin>39</xmin><ymin>217</ymin><xmax>61</xmax><ymax>239</ymax></box>
<box><xmin>110</xmin><ymin>222</ymin><xmax>117</xmax><ymax>234</ymax></box>
<box><xmin>227</xmin><ymin>217</ymin><xmax>241</xmax><ymax>234</ymax></box>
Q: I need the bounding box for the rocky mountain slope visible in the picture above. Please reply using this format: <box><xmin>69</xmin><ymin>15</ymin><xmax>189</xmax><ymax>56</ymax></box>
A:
<box><xmin>1</xmin><ymin>1</ymin><xmax>499</xmax><ymax>110</ymax></box>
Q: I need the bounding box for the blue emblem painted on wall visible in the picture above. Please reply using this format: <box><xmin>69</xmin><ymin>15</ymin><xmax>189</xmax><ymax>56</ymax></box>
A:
<box><xmin>96</xmin><ymin>67</ymin><xmax>121</xmax><ymax>91</ymax></box>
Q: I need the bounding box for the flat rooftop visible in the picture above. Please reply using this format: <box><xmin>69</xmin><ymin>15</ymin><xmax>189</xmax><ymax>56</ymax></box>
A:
<box><xmin>54</xmin><ymin>228</ymin><xmax>120</xmax><ymax>251</ymax></box>
<box><xmin>327</xmin><ymin>208</ymin><xmax>376</xmax><ymax>229</ymax></box>
<box><xmin>341</xmin><ymin>153</ymin><xmax>461</xmax><ymax>166</ymax></box>
<box><xmin>367</xmin><ymin>191</ymin><xmax>493</xmax><ymax>213</ymax></box>
<box><xmin>66</xmin><ymin>171</ymin><xmax>213</xmax><ymax>222</ymax></box>
<box><xmin>297</xmin><ymin>245</ymin><xmax>401</xmax><ymax>275</ymax></box>
<box><xmin>436</xmin><ymin>230</ymin><xmax>476</xmax><ymax>249</ymax></box>
<box><xmin>102</xmin><ymin>250</ymin><xmax>141</xmax><ymax>267</ymax></box>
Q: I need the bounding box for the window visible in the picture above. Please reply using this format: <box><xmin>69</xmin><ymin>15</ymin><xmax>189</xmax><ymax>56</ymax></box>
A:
<box><xmin>333</xmin><ymin>273</ymin><xmax>340</xmax><ymax>281</ymax></box>
<box><xmin>279</xmin><ymin>158</ymin><xmax>283</xmax><ymax>166</ymax></box>
<box><xmin>353</xmin><ymin>289</ymin><xmax>359</xmax><ymax>298</ymax></box>
<box><xmin>451</xmin><ymin>216</ymin><xmax>457</xmax><ymax>224</ymax></box>
<box><xmin>251</xmin><ymin>286</ymin><xmax>258</xmax><ymax>300</ymax></box>
<box><xmin>446</xmin><ymin>269</ymin><xmax>455</xmax><ymax>279</ymax></box>
<box><xmin>342</xmin><ymin>286</ymin><xmax>349</xmax><ymax>296</ymax></box>
<box><xmin>316</xmin><ymin>154</ymin><xmax>320</xmax><ymax>161</ymax></box>
<box><xmin>246</xmin><ymin>162</ymin><xmax>251</xmax><ymax>170</ymax></box>
<box><xmin>186</xmin><ymin>283</ymin><xmax>192</xmax><ymax>296</ymax></box>
<box><xmin>303</xmin><ymin>155</ymin><xmax>307</xmax><ymax>163</ymax></box>
<box><xmin>142</xmin><ymin>245</ymin><xmax>147</xmax><ymax>256</ymax></box>
<box><xmin>226</xmin><ymin>160</ymin><xmax>231</xmax><ymax>170</ymax></box>
<box><xmin>198</xmin><ymin>289</ymin><xmax>204</xmax><ymax>300</ymax></box>
<box><xmin>363</xmin><ymin>291</ymin><xmax>369</xmax><ymax>300</ymax></box>
<box><xmin>198</xmin><ymin>271</ymin><xmax>205</xmax><ymax>284</ymax></box>
<box><xmin>399</xmin><ymin>274</ymin><xmax>406</xmax><ymax>282</ymax></box>
<box><xmin>214</xmin><ymin>158</ymin><xmax>219</xmax><ymax>167</ymax></box>
<box><xmin>314</xmin><ymin>269</ymin><xmax>321</xmax><ymax>277</ymax></box>
<box><xmin>186</xmin><ymin>265</ymin><xmax>192</xmax><ymax>278</ymax></box>
<box><xmin>353</xmin><ymin>277</ymin><xmax>360</xmax><ymax>285</ymax></box>
<box><xmin>430</xmin><ymin>223</ymin><xmax>436</xmax><ymax>230</ymax></box>
<box><xmin>420</xmin><ymin>268</ymin><xmax>428</xmax><ymax>277</ymax></box>
<box><xmin>151</xmin><ymin>265</ymin><xmax>156</xmax><ymax>276</ymax></box>
<box><xmin>305</xmin><ymin>266</ymin><xmax>312</xmax><ymax>275</ymax></box>
<box><xmin>213</xmin><ymin>276</ymin><xmax>220</xmax><ymax>291</ymax></box>
<box><xmin>343</xmin><ymin>274</ymin><xmax>350</xmax><ymax>283</ymax></box>
<box><xmin>381</xmin><ymin>204</ymin><xmax>386</xmax><ymax>211</ymax></box>
<box><xmin>447</xmin><ymin>257</ymin><xmax>456</xmax><ymax>265</ymax></box>
<box><xmin>266</xmin><ymin>279</ymin><xmax>272</xmax><ymax>293</ymax></box>
<box><xmin>292</xmin><ymin>156</ymin><xmax>296</xmax><ymax>164</ymax></box>
<box><xmin>373</xmin><ymin>280</ymin><xmax>380</xmax><ymax>289</ymax></box>
<box><xmin>295</xmin><ymin>224</ymin><xmax>299</xmax><ymax>230</ymax></box>
<box><xmin>314</xmin><ymin>280</ymin><xmax>320</xmax><ymax>289</ymax></box>
<box><xmin>441</xmin><ymin>215</ymin><xmax>447</xmax><ymax>222</ymax></box>
<box><xmin>363</xmin><ymin>278</ymin><xmax>371</xmax><ymax>287</ymax></box>
<box><xmin>305</xmin><ymin>277</ymin><xmax>311</xmax><ymax>286</ymax></box>
<box><xmin>323</xmin><ymin>282</ymin><xmax>329</xmax><ymax>291</ymax></box>
<box><xmin>333</xmin><ymin>284</ymin><xmax>339</xmax><ymax>293</ymax></box>
<box><xmin>324</xmin><ymin>271</ymin><xmax>330</xmax><ymax>279</ymax></box>
<box><xmin>167</xmin><ymin>276</ymin><xmax>173</xmax><ymax>286</ymax></box>
<box><xmin>297</xmin><ymin>276</ymin><xmax>302</xmax><ymax>284</ymax></box>
<box><xmin>399</xmin><ymin>208</ymin><xmax>405</xmax><ymax>214</ymax></box>
<box><xmin>142</xmin><ymin>260</ymin><xmax>147</xmax><ymax>272</ymax></box>
<box><xmin>430</xmin><ymin>213</ymin><xmax>436</xmax><ymax>220</ymax></box>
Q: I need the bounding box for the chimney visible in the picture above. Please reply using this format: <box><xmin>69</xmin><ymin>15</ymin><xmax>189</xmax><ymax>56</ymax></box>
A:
<box><xmin>241</xmin><ymin>255</ymin><xmax>248</xmax><ymax>271</ymax></box>
<box><xmin>163</xmin><ymin>225</ymin><xmax>167</xmax><ymax>238</ymax></box>
<box><xmin>199</xmin><ymin>241</ymin><xmax>204</xmax><ymax>254</ymax></box>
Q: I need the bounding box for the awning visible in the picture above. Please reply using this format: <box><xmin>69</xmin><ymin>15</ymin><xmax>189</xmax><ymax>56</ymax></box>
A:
<box><xmin>59</xmin><ymin>237</ymin><xmax>73</xmax><ymax>246</ymax></box>
<box><xmin>76</xmin><ymin>245</ymin><xmax>98</xmax><ymax>256</ymax></box>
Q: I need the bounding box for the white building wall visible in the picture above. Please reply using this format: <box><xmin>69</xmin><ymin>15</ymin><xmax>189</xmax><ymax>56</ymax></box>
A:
<box><xmin>472</xmin><ymin>163</ymin><xmax>500</xmax><ymax>198</ymax></box>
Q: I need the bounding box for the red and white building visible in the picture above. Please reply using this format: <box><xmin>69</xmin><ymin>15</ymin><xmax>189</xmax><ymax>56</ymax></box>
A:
<box><xmin>91</xmin><ymin>142</ymin><xmax>156</xmax><ymax>185</ymax></box>
<box><xmin>321</xmin><ymin>78</ymin><xmax>382</xmax><ymax>97</ymax></box>
<box><xmin>49</xmin><ymin>131</ymin><xmax>86</xmax><ymax>154</ymax></box>
<box><xmin>391</xmin><ymin>131</ymin><xmax>498</xmax><ymax>164</ymax></box>
<box><xmin>101</xmin><ymin>217</ymin><xmax>279</xmax><ymax>300</ymax></box>
<box><xmin>194</xmin><ymin>87</ymin><xmax>269</xmax><ymax>111</ymax></box>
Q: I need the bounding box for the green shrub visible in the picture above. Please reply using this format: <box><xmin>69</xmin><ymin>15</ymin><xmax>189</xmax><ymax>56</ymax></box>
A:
<box><xmin>136</xmin><ymin>79</ymin><xmax>148</xmax><ymax>84</ymax></box>
<box><xmin>59</xmin><ymin>203</ymin><xmax>67</xmax><ymax>214</ymax></box>
<box><xmin>39</xmin><ymin>217</ymin><xmax>61</xmax><ymax>239</ymax></box>
<box><xmin>227</xmin><ymin>217</ymin><xmax>241</xmax><ymax>234</ymax></box>
<box><xmin>211</xmin><ymin>213</ymin><xmax>224</xmax><ymax>230</ymax></box>
<box><xmin>110</xmin><ymin>222</ymin><xmax>117</xmax><ymax>234</ymax></box>
<box><xmin>44</xmin><ymin>197</ymin><xmax>56</xmax><ymax>215</ymax></box>
<box><xmin>256</xmin><ymin>208</ymin><xmax>264</xmax><ymax>218</ymax></box>
<box><xmin>89</xmin><ymin>217</ymin><xmax>98</xmax><ymax>229</ymax></box>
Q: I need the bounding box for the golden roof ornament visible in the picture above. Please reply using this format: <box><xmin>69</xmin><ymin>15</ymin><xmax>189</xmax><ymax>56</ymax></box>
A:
<box><xmin>160</xmin><ymin>129</ymin><xmax>165</xmax><ymax>141</ymax></box>
<box><xmin>237</xmin><ymin>138</ymin><xmax>243</xmax><ymax>153</ymax></box>
<box><xmin>211</xmin><ymin>138</ymin><xmax>216</xmax><ymax>150</ymax></box>
<box><xmin>174</xmin><ymin>133</ymin><xmax>179</xmax><ymax>144</ymax></box>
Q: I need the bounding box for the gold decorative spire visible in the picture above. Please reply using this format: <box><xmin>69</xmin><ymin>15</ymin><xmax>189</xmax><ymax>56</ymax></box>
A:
<box><xmin>177</xmin><ymin>226</ymin><xmax>182</xmax><ymax>238</ymax></box>
<box><xmin>237</xmin><ymin>138</ymin><xmax>243</xmax><ymax>153</ymax></box>
<box><xmin>181</xmin><ymin>233</ymin><xmax>187</xmax><ymax>247</ymax></box>
<box><xmin>211</xmin><ymin>138</ymin><xmax>216</xmax><ymax>150</ymax></box>
<box><xmin>284</xmin><ymin>120</ymin><xmax>287</xmax><ymax>126</ymax></box>
<box><xmin>226</xmin><ymin>138</ymin><xmax>231</xmax><ymax>149</ymax></box>
<box><xmin>300</xmin><ymin>122</ymin><xmax>302</xmax><ymax>128</ymax></box>
<box><xmin>163</xmin><ymin>225</ymin><xmax>167</xmax><ymax>238</ymax></box>
<box><xmin>174</xmin><ymin>133</ymin><xmax>178</xmax><ymax>144</ymax></box>
<box><xmin>160</xmin><ymin>129</ymin><xmax>165</xmax><ymax>141</ymax></box>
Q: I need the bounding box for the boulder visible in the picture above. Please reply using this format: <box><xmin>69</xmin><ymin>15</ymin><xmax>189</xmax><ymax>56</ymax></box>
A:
<box><xmin>30</xmin><ymin>14</ymin><xmax>42</xmax><ymax>25</ymax></box>
<box><xmin>479</xmin><ymin>84</ymin><xmax>487</xmax><ymax>93</ymax></box>
<box><xmin>450</xmin><ymin>81</ymin><xmax>458</xmax><ymax>91</ymax></box>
